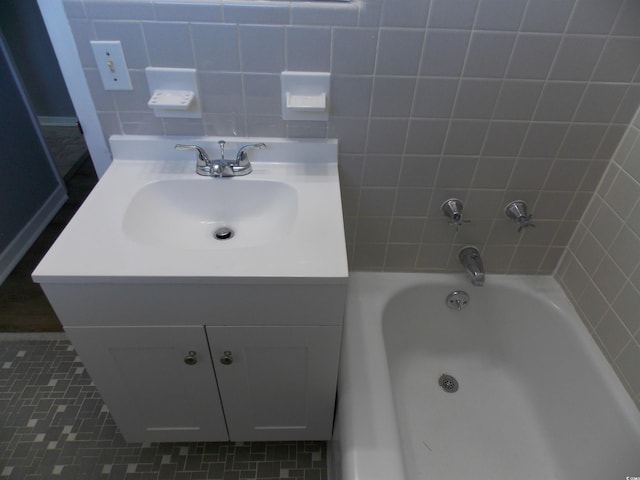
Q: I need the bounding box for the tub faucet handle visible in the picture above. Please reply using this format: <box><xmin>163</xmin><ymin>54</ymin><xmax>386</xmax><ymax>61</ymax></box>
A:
<box><xmin>442</xmin><ymin>198</ymin><xmax>471</xmax><ymax>232</ymax></box>
<box><xmin>505</xmin><ymin>200</ymin><xmax>536</xmax><ymax>233</ymax></box>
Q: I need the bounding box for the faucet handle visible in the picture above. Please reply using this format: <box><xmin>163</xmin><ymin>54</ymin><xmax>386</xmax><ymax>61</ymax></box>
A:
<box><xmin>236</xmin><ymin>142</ymin><xmax>267</xmax><ymax>165</ymax></box>
<box><xmin>449</xmin><ymin>218</ymin><xmax>471</xmax><ymax>232</ymax></box>
<box><xmin>505</xmin><ymin>200</ymin><xmax>536</xmax><ymax>232</ymax></box>
<box><xmin>175</xmin><ymin>144</ymin><xmax>211</xmax><ymax>176</ymax></box>
<box><xmin>516</xmin><ymin>215</ymin><xmax>536</xmax><ymax>233</ymax></box>
<box><xmin>441</xmin><ymin>198</ymin><xmax>471</xmax><ymax>232</ymax></box>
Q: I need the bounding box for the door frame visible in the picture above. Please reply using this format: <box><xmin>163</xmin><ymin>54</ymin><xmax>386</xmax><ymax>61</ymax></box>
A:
<box><xmin>0</xmin><ymin>31</ymin><xmax>67</xmax><ymax>284</ymax></box>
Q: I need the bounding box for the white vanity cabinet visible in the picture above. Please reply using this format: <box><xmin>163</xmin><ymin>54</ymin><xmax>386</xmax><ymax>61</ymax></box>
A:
<box><xmin>39</xmin><ymin>281</ymin><xmax>346</xmax><ymax>443</ymax></box>
<box><xmin>32</xmin><ymin>136</ymin><xmax>349</xmax><ymax>444</ymax></box>
<box><xmin>208</xmin><ymin>325</ymin><xmax>341</xmax><ymax>441</ymax></box>
<box><xmin>64</xmin><ymin>326</ymin><xmax>228</xmax><ymax>443</ymax></box>
<box><xmin>65</xmin><ymin>323</ymin><xmax>342</xmax><ymax>443</ymax></box>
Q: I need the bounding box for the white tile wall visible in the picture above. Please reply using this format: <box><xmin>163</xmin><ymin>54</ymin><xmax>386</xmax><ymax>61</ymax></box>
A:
<box><xmin>65</xmin><ymin>0</ymin><xmax>640</xmax><ymax>276</ymax></box>
<box><xmin>558</xmin><ymin>103</ymin><xmax>640</xmax><ymax>410</ymax></box>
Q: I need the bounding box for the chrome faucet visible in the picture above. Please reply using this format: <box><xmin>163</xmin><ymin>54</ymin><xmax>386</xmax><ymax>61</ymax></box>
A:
<box><xmin>232</xmin><ymin>142</ymin><xmax>267</xmax><ymax>176</ymax></box>
<box><xmin>174</xmin><ymin>141</ymin><xmax>266</xmax><ymax>177</ymax></box>
<box><xmin>458</xmin><ymin>246</ymin><xmax>485</xmax><ymax>287</ymax></box>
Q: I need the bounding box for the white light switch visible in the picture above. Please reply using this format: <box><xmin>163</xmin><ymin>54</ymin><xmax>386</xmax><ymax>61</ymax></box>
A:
<box><xmin>90</xmin><ymin>41</ymin><xmax>133</xmax><ymax>91</ymax></box>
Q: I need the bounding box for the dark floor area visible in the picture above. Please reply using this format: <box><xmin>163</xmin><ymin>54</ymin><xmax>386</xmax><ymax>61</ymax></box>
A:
<box><xmin>0</xmin><ymin>155</ymin><xmax>98</xmax><ymax>332</ymax></box>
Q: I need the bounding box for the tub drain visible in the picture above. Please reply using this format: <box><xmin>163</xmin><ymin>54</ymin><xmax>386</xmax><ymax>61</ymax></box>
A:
<box><xmin>438</xmin><ymin>374</ymin><xmax>459</xmax><ymax>393</ymax></box>
<box><xmin>214</xmin><ymin>227</ymin><xmax>234</xmax><ymax>240</ymax></box>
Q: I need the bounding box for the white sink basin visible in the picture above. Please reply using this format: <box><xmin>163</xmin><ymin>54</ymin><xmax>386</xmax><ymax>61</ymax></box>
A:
<box><xmin>32</xmin><ymin>136</ymin><xmax>347</xmax><ymax>283</ymax></box>
<box><xmin>123</xmin><ymin>179</ymin><xmax>298</xmax><ymax>249</ymax></box>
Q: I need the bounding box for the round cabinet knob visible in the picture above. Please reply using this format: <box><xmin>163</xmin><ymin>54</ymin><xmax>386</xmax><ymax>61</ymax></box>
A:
<box><xmin>220</xmin><ymin>351</ymin><xmax>233</xmax><ymax>365</ymax></box>
<box><xmin>184</xmin><ymin>350</ymin><xmax>198</xmax><ymax>366</ymax></box>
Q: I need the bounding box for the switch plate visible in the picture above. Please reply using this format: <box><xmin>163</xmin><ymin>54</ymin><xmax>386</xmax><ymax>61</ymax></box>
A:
<box><xmin>90</xmin><ymin>41</ymin><xmax>133</xmax><ymax>91</ymax></box>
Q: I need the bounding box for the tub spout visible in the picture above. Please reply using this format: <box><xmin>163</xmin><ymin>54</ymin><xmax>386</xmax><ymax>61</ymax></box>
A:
<box><xmin>458</xmin><ymin>246</ymin><xmax>485</xmax><ymax>286</ymax></box>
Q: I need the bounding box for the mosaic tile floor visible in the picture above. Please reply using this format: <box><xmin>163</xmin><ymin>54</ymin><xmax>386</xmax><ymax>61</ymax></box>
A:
<box><xmin>0</xmin><ymin>336</ymin><xmax>328</xmax><ymax>480</ymax></box>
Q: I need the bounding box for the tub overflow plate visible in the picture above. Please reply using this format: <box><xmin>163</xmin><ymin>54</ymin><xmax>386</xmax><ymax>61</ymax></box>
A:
<box><xmin>446</xmin><ymin>290</ymin><xmax>469</xmax><ymax>311</ymax></box>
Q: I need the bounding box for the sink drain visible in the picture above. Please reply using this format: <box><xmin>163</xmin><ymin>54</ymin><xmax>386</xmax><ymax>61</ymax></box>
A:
<box><xmin>214</xmin><ymin>227</ymin><xmax>234</xmax><ymax>240</ymax></box>
<box><xmin>438</xmin><ymin>374</ymin><xmax>459</xmax><ymax>393</ymax></box>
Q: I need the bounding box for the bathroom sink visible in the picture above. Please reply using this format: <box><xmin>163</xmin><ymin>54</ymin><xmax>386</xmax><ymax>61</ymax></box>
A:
<box><xmin>32</xmin><ymin>135</ymin><xmax>347</xmax><ymax>283</ymax></box>
<box><xmin>122</xmin><ymin>179</ymin><xmax>298</xmax><ymax>249</ymax></box>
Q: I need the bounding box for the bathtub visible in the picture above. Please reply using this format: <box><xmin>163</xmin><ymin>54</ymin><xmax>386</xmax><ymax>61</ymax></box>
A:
<box><xmin>333</xmin><ymin>272</ymin><xmax>640</xmax><ymax>480</ymax></box>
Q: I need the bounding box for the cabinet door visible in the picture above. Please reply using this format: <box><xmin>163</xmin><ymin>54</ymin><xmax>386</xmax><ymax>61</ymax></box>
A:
<box><xmin>66</xmin><ymin>326</ymin><xmax>229</xmax><ymax>443</ymax></box>
<box><xmin>207</xmin><ymin>326</ymin><xmax>341</xmax><ymax>441</ymax></box>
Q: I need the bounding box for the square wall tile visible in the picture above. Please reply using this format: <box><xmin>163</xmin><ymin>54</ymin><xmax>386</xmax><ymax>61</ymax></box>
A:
<box><xmin>544</xmin><ymin>159</ymin><xmax>590</xmax><ymax>191</ymax></box>
<box><xmin>520</xmin><ymin>123</ymin><xmax>568</xmax><ymax>158</ymax></box>
<box><xmin>435</xmin><ymin>156</ymin><xmax>478</xmax><ymax>188</ymax></box>
<box><xmin>200</xmin><ymin>73</ymin><xmax>244</xmax><ymax>114</ymax></box>
<box><xmin>506</xmin><ymin>34</ymin><xmax>561</xmax><ymax>80</ymax></box>
<box><xmin>355</xmin><ymin>217</ymin><xmax>391</xmax><ymax>243</ymax></box>
<box><xmin>394</xmin><ymin>188</ymin><xmax>432</xmax><ymax>216</ymax></box>
<box><xmin>330</xmin><ymin>76</ymin><xmax>372</xmax><ymax>117</ymax></box>
<box><xmin>332</xmin><ymin>28</ymin><xmax>377</xmax><ymax>74</ymax></box>
<box><xmin>616</xmin><ymin>340</ymin><xmax>640</xmax><ymax>394</ymax></box>
<box><xmin>520</xmin><ymin>0</ymin><xmax>575</xmax><ymax>33</ymax></box>
<box><xmin>493</xmin><ymin>81</ymin><xmax>543</xmax><ymax>120</ymax></box>
<box><xmin>84</xmin><ymin>0</ymin><xmax>154</xmax><ymax>20</ymax></box>
<box><xmin>239</xmin><ymin>25</ymin><xmax>285</xmax><ymax>73</ymax></box>
<box><xmin>509</xmin><ymin>158</ymin><xmax>553</xmax><ymax>190</ymax></box>
<box><xmin>242</xmin><ymin>74</ymin><xmax>281</xmax><ymax>115</ymax></box>
<box><xmin>443</xmin><ymin>120</ymin><xmax>489</xmax><ymax>156</ymax></box>
<box><xmin>367</xmin><ymin>119</ymin><xmax>408</xmax><ymax>154</ymax></box>
<box><xmin>594</xmin><ymin>255</ymin><xmax>627</xmax><ymax>305</ymax></box>
<box><xmin>612</xmin><ymin>0</ymin><xmax>640</xmax><ymax>35</ymax></box>
<box><xmin>593</xmin><ymin>38</ymin><xmax>640</xmax><ymax>83</ymax></box>
<box><xmin>463</xmin><ymin>32</ymin><xmax>516</xmax><ymax>78</ymax></box>
<box><xmin>385</xmin><ymin>244</ymin><xmax>420</xmax><ymax>270</ymax></box>
<box><xmin>413</xmin><ymin>78</ymin><xmax>459</xmax><ymax>118</ymax></box>
<box><xmin>597</xmin><ymin>309</ymin><xmax>633</xmax><ymax>358</ymax></box>
<box><xmin>389</xmin><ymin>218</ymin><xmax>426</xmax><ymax>243</ymax></box>
<box><xmin>155</xmin><ymin>3</ymin><xmax>222</xmax><ymax>22</ymax></box>
<box><xmin>405</xmin><ymin>119</ymin><xmax>448</xmax><ymax>155</ymax></box>
<box><xmin>223</xmin><ymin>3</ymin><xmax>290</xmax><ymax>24</ymax></box>
<box><xmin>604</xmin><ymin>169</ymin><xmax>640</xmax><ymax>221</ymax></box>
<box><xmin>558</xmin><ymin>124</ymin><xmax>608</xmax><ymax>159</ymax></box>
<box><xmin>362</xmin><ymin>155</ymin><xmax>401</xmax><ymax>187</ymax></box>
<box><xmin>398</xmin><ymin>156</ymin><xmax>440</xmax><ymax>187</ymax></box>
<box><xmin>420</xmin><ymin>30</ymin><xmax>471</xmax><ymax>77</ymax></box>
<box><xmin>286</xmin><ymin>27</ymin><xmax>331</xmax><ymax>72</ymax></box>
<box><xmin>534</xmin><ymin>83</ymin><xmax>587</xmax><ymax>122</ymax></box>
<box><xmin>358</xmin><ymin>187</ymin><xmax>396</xmax><ymax>216</ymax></box>
<box><xmin>482</xmin><ymin>121</ymin><xmax>529</xmax><ymax>157</ymax></box>
<box><xmin>566</xmin><ymin>0</ymin><xmax>624</xmax><ymax>34</ymax></box>
<box><xmin>143</xmin><ymin>22</ymin><xmax>194</xmax><ymax>68</ymax></box>
<box><xmin>574</xmin><ymin>84</ymin><xmax>627</xmax><ymax>124</ymax></box>
<box><xmin>376</xmin><ymin>29</ymin><xmax>424</xmax><ymax>75</ymax></box>
<box><xmin>474</xmin><ymin>0</ymin><xmax>527</xmax><ymax>31</ymax></box>
<box><xmin>549</xmin><ymin>36</ymin><xmax>606</xmax><ymax>81</ymax></box>
<box><xmin>429</xmin><ymin>0</ymin><xmax>479</xmax><ymax>29</ymax></box>
<box><xmin>192</xmin><ymin>24</ymin><xmax>240</xmax><ymax>72</ymax></box>
<box><xmin>472</xmin><ymin>157</ymin><xmax>514</xmax><ymax>189</ymax></box>
<box><xmin>352</xmin><ymin>243</ymin><xmax>386</xmax><ymax>269</ymax></box>
<box><xmin>371</xmin><ymin>77</ymin><xmax>416</xmax><ymax>117</ymax></box>
<box><xmin>381</xmin><ymin>0</ymin><xmax>429</xmax><ymax>27</ymax></box>
<box><xmin>453</xmin><ymin>79</ymin><xmax>501</xmax><ymax>119</ymax></box>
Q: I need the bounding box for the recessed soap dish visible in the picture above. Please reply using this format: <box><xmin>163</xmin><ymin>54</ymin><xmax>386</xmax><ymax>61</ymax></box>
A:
<box><xmin>148</xmin><ymin>90</ymin><xmax>195</xmax><ymax>110</ymax></box>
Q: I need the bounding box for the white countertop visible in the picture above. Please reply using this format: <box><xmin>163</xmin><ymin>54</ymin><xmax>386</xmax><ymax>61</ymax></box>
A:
<box><xmin>33</xmin><ymin>136</ymin><xmax>348</xmax><ymax>284</ymax></box>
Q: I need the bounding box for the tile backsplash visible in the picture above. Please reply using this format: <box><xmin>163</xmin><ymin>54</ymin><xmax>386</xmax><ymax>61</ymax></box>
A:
<box><xmin>557</xmin><ymin>107</ymin><xmax>640</xmax><ymax>410</ymax></box>
<box><xmin>65</xmin><ymin>0</ymin><xmax>640</xmax><ymax>273</ymax></box>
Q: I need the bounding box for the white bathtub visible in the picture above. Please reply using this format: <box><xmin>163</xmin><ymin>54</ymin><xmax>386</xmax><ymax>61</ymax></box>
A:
<box><xmin>333</xmin><ymin>272</ymin><xmax>640</xmax><ymax>480</ymax></box>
